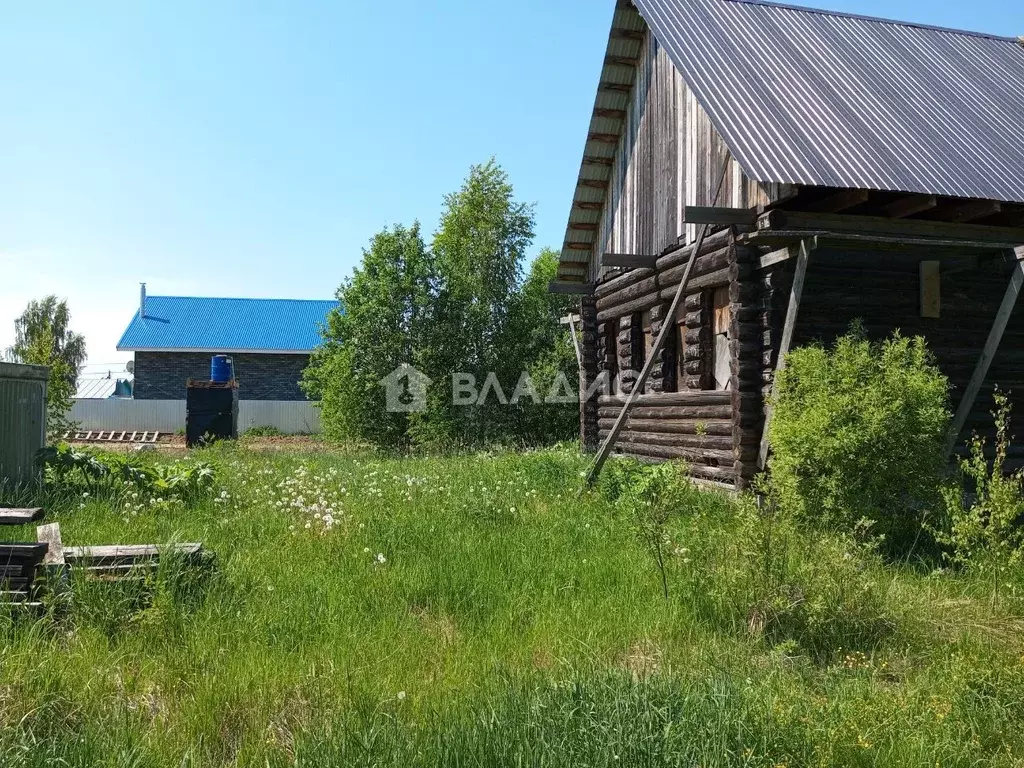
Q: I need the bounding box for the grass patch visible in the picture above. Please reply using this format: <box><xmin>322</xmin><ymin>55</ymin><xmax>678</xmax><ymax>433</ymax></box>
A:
<box><xmin>0</xmin><ymin>444</ymin><xmax>1023</xmax><ymax>765</ymax></box>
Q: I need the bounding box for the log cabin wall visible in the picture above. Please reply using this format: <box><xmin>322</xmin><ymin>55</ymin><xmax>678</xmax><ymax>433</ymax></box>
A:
<box><xmin>755</xmin><ymin>249</ymin><xmax>1024</xmax><ymax>481</ymax></box>
<box><xmin>588</xmin><ymin>29</ymin><xmax>790</xmax><ymax>282</ymax></box>
<box><xmin>594</xmin><ymin>227</ymin><xmax>760</xmax><ymax>486</ymax></box>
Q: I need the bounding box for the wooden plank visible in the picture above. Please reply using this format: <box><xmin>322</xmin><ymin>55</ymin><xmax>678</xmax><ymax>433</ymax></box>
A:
<box><xmin>945</xmin><ymin>256</ymin><xmax>1024</xmax><ymax>457</ymax></box>
<box><xmin>760</xmin><ymin>209</ymin><xmax>1024</xmax><ymax>244</ymax></box>
<box><xmin>0</xmin><ymin>508</ymin><xmax>44</xmax><ymax>525</ymax></box>
<box><xmin>681</xmin><ymin>205</ymin><xmax>757</xmax><ymax>226</ymax></box>
<box><xmin>742</xmin><ymin>229</ymin><xmax>1020</xmax><ymax>254</ymax></box>
<box><xmin>64</xmin><ymin>542</ymin><xmax>204</xmax><ymax>564</ymax></box>
<box><xmin>602</xmin><ymin>253</ymin><xmax>659</xmax><ymax>269</ymax></box>
<box><xmin>758</xmin><ymin>237</ymin><xmax>815</xmax><ymax>470</ymax></box>
<box><xmin>566</xmin><ymin>314</ymin><xmax>584</xmax><ymax>373</ymax></box>
<box><xmin>756</xmin><ymin>245</ymin><xmax>800</xmax><ymax>271</ymax></box>
<box><xmin>36</xmin><ymin>523</ymin><xmax>65</xmax><ymax>565</ymax></box>
<box><xmin>920</xmin><ymin>261</ymin><xmax>941</xmax><ymax>318</ymax></box>
<box><xmin>803</xmin><ymin>188</ymin><xmax>870</xmax><ymax>213</ymax></box>
<box><xmin>548</xmin><ymin>281</ymin><xmax>596</xmax><ymax>295</ymax></box>
<box><xmin>586</xmin><ymin>151</ymin><xmax>734</xmax><ymax>487</ymax></box>
<box><xmin>882</xmin><ymin>194</ymin><xmax>937</xmax><ymax>219</ymax></box>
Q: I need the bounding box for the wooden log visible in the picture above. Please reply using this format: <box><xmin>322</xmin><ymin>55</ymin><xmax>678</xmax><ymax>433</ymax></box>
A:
<box><xmin>613</xmin><ymin>445</ymin><xmax>737</xmax><ymax>480</ymax></box>
<box><xmin>597</xmin><ymin>391</ymin><xmax>731</xmax><ymax>407</ymax></box>
<box><xmin>602</xmin><ymin>253</ymin><xmax>659</xmax><ymax>269</ymax></box>
<box><xmin>595</xmin><ymin>268</ymin><xmax>655</xmax><ymax>298</ymax></box>
<box><xmin>654</xmin><ymin>227</ymin><xmax>736</xmax><ymax>271</ymax></box>
<box><xmin>599</xmin><ymin>431</ymin><xmax>736</xmax><ymax>462</ymax></box>
<box><xmin>598</xmin><ymin>405</ymin><xmax>733</xmax><ymax>420</ymax></box>
<box><xmin>598</xmin><ymin>418</ymin><xmax>734</xmax><ymax>436</ymax></box>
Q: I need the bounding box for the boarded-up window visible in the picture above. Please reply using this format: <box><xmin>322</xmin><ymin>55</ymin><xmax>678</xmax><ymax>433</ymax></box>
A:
<box><xmin>712</xmin><ymin>287</ymin><xmax>731</xmax><ymax>390</ymax></box>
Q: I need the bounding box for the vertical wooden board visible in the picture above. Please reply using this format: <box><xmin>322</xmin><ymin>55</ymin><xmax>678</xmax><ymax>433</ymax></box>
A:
<box><xmin>920</xmin><ymin>260</ymin><xmax>941</xmax><ymax>318</ymax></box>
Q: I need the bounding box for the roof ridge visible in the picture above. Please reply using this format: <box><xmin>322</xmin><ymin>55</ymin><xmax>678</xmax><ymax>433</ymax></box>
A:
<box><xmin>720</xmin><ymin>0</ymin><xmax>1017</xmax><ymax>43</ymax></box>
<box><xmin>148</xmin><ymin>295</ymin><xmax>337</xmax><ymax>303</ymax></box>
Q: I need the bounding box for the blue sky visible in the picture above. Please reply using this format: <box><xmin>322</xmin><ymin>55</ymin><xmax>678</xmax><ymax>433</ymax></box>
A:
<box><xmin>2</xmin><ymin>0</ymin><xmax>1021</xmax><ymax>374</ymax></box>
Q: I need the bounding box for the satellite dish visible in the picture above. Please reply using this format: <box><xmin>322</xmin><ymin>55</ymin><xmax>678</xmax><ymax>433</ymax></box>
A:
<box><xmin>126</xmin><ymin>360</ymin><xmax>135</xmax><ymax>374</ymax></box>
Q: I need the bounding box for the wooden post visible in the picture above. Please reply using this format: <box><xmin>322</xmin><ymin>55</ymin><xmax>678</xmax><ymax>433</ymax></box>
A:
<box><xmin>561</xmin><ymin>314</ymin><xmax>584</xmax><ymax>373</ymax></box>
<box><xmin>584</xmin><ymin>150</ymin><xmax>733</xmax><ymax>487</ymax></box>
<box><xmin>37</xmin><ymin>522</ymin><xmax>70</xmax><ymax>606</ymax></box>
<box><xmin>757</xmin><ymin>237</ymin><xmax>815</xmax><ymax>471</ymax></box>
<box><xmin>945</xmin><ymin>251</ymin><xmax>1024</xmax><ymax>458</ymax></box>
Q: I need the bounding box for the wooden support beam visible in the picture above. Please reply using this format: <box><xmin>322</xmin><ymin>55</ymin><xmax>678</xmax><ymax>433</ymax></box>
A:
<box><xmin>564</xmin><ymin>242</ymin><xmax>593</xmax><ymax>251</ymax></box>
<box><xmin>602</xmin><ymin>253</ymin><xmax>659</xmax><ymax>269</ymax></box>
<box><xmin>604</xmin><ymin>54</ymin><xmax>639</xmax><ymax>67</ymax></box>
<box><xmin>573</xmin><ymin>201</ymin><xmax>603</xmax><ymax>211</ymax></box>
<box><xmin>549</xmin><ymin>281</ymin><xmax>596</xmax><ymax>295</ymax></box>
<box><xmin>597</xmin><ymin>82</ymin><xmax>632</xmax><ymax>94</ymax></box>
<box><xmin>569</xmin><ymin>223</ymin><xmax>598</xmax><ymax>232</ymax></box>
<box><xmin>758</xmin><ymin>209</ymin><xmax>1024</xmax><ymax>244</ymax></box>
<box><xmin>585</xmin><ymin>150</ymin><xmax>734</xmax><ymax>488</ymax></box>
<box><xmin>681</xmin><ymin>205</ymin><xmax>757</xmax><ymax>226</ymax></box>
<box><xmin>587</xmin><ymin>132</ymin><xmax>620</xmax><ymax>144</ymax></box>
<box><xmin>945</xmin><ymin>199</ymin><xmax>1001</xmax><ymax>223</ymax></box>
<box><xmin>882</xmin><ymin>194</ymin><xmax>937</xmax><ymax>219</ymax></box>
<box><xmin>758</xmin><ymin>238</ymin><xmax>815</xmax><ymax>471</ymax></box>
<box><xmin>577</xmin><ymin>179</ymin><xmax>607</xmax><ymax>189</ymax></box>
<box><xmin>561</xmin><ymin>315</ymin><xmax>584</xmax><ymax>374</ymax></box>
<box><xmin>755</xmin><ymin>244</ymin><xmax>807</xmax><ymax>271</ymax></box>
<box><xmin>609</xmin><ymin>28</ymin><xmax>644</xmax><ymax>41</ymax></box>
<box><xmin>945</xmin><ymin>254</ymin><xmax>1024</xmax><ymax>458</ymax></box>
<box><xmin>804</xmin><ymin>188</ymin><xmax>870</xmax><ymax>213</ymax></box>
<box><xmin>582</xmin><ymin>156</ymin><xmax>614</xmax><ymax>166</ymax></box>
<box><xmin>593</xmin><ymin>108</ymin><xmax>627</xmax><ymax>120</ymax></box>
<box><xmin>36</xmin><ymin>523</ymin><xmax>65</xmax><ymax>566</ymax></box>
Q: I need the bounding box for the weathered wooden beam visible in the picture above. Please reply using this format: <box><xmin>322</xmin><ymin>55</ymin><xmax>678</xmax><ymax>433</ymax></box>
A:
<box><xmin>758</xmin><ymin>237</ymin><xmax>816</xmax><ymax>471</ymax></box>
<box><xmin>593</xmin><ymin>108</ymin><xmax>627</xmax><ymax>120</ymax></box>
<box><xmin>604</xmin><ymin>54</ymin><xmax>639</xmax><ymax>67</ymax></box>
<box><xmin>585</xmin><ymin>150</ymin><xmax>734</xmax><ymax>487</ymax></box>
<box><xmin>882</xmin><ymin>194</ymin><xmax>937</xmax><ymax>219</ymax></box>
<box><xmin>577</xmin><ymin>179</ymin><xmax>607</xmax><ymax>189</ymax></box>
<box><xmin>602</xmin><ymin>253</ymin><xmax>659</xmax><ymax>269</ymax></box>
<box><xmin>573</xmin><ymin>200</ymin><xmax>603</xmax><ymax>211</ymax></box>
<box><xmin>759</xmin><ymin>209</ymin><xmax>1024</xmax><ymax>244</ymax></box>
<box><xmin>597</xmin><ymin>82</ymin><xmax>632</xmax><ymax>94</ymax></box>
<box><xmin>549</xmin><ymin>281</ymin><xmax>596</xmax><ymax>295</ymax></box>
<box><xmin>587</xmin><ymin>132</ymin><xmax>620</xmax><ymax>144</ymax></box>
<box><xmin>0</xmin><ymin>508</ymin><xmax>44</xmax><ymax>525</ymax></box>
<box><xmin>804</xmin><ymin>188</ymin><xmax>870</xmax><ymax>213</ymax></box>
<box><xmin>681</xmin><ymin>205</ymin><xmax>757</xmax><ymax>226</ymax></box>
<box><xmin>609</xmin><ymin>28</ymin><xmax>644</xmax><ymax>41</ymax></box>
<box><xmin>583</xmin><ymin>156</ymin><xmax>615</xmax><ymax>166</ymax></box>
<box><xmin>562</xmin><ymin>314</ymin><xmax>584</xmax><ymax>372</ymax></box>
<box><xmin>755</xmin><ymin>243</ymin><xmax>811</xmax><ymax>271</ymax></box>
<box><xmin>570</xmin><ymin>223</ymin><xmax>598</xmax><ymax>232</ymax></box>
<box><xmin>945</xmin><ymin>253</ymin><xmax>1024</xmax><ymax>458</ymax></box>
<box><xmin>945</xmin><ymin>199</ymin><xmax>1001</xmax><ymax>223</ymax></box>
<box><xmin>36</xmin><ymin>523</ymin><xmax>65</xmax><ymax>566</ymax></box>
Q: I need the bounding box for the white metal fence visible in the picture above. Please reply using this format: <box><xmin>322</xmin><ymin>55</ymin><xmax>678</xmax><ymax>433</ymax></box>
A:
<box><xmin>69</xmin><ymin>399</ymin><xmax>321</xmax><ymax>435</ymax></box>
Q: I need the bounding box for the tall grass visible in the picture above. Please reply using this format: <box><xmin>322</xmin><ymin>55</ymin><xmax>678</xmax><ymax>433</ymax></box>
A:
<box><xmin>0</xmin><ymin>444</ymin><xmax>1023</xmax><ymax>766</ymax></box>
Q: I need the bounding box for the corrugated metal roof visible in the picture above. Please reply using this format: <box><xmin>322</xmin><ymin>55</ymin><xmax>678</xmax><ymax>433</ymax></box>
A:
<box><xmin>117</xmin><ymin>296</ymin><xmax>339</xmax><ymax>353</ymax></box>
<box><xmin>633</xmin><ymin>0</ymin><xmax>1024</xmax><ymax>203</ymax></box>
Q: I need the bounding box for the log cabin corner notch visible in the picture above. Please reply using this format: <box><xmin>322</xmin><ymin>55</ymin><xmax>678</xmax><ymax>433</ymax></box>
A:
<box><xmin>552</xmin><ymin>0</ymin><xmax>1024</xmax><ymax>490</ymax></box>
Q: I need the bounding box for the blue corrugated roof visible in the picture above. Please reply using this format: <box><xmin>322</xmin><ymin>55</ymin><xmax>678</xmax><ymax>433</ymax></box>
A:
<box><xmin>116</xmin><ymin>296</ymin><xmax>339</xmax><ymax>353</ymax></box>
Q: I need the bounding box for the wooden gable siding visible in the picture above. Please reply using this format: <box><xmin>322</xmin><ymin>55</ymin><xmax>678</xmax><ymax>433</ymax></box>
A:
<box><xmin>591</xmin><ymin>30</ymin><xmax>787</xmax><ymax>281</ymax></box>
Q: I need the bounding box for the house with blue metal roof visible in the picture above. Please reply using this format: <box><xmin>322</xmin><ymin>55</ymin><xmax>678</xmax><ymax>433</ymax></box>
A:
<box><xmin>117</xmin><ymin>285</ymin><xmax>338</xmax><ymax>400</ymax></box>
<box><xmin>558</xmin><ymin>0</ymin><xmax>1024</xmax><ymax>489</ymax></box>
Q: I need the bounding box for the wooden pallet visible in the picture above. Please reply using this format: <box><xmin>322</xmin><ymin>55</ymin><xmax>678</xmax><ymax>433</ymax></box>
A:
<box><xmin>63</xmin><ymin>430</ymin><xmax>161</xmax><ymax>443</ymax></box>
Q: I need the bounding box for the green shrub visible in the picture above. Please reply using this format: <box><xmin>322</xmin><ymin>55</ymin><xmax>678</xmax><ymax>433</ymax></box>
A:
<box><xmin>768</xmin><ymin>327</ymin><xmax>950</xmax><ymax>554</ymax></box>
<box><xmin>940</xmin><ymin>389</ymin><xmax>1024</xmax><ymax>573</ymax></box>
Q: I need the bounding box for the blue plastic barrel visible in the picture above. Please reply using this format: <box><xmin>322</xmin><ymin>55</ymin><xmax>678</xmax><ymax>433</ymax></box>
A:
<box><xmin>211</xmin><ymin>355</ymin><xmax>233</xmax><ymax>383</ymax></box>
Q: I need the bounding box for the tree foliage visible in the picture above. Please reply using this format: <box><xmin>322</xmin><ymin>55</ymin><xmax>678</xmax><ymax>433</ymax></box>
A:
<box><xmin>303</xmin><ymin>223</ymin><xmax>434</xmax><ymax>448</ymax></box>
<box><xmin>6</xmin><ymin>296</ymin><xmax>87</xmax><ymax>436</ymax></box>
<box><xmin>767</xmin><ymin>326</ymin><xmax>951</xmax><ymax>553</ymax></box>
<box><xmin>307</xmin><ymin>160</ymin><xmax>579</xmax><ymax>450</ymax></box>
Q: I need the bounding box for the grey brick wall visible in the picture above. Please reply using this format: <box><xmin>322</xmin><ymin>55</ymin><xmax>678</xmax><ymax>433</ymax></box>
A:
<box><xmin>134</xmin><ymin>352</ymin><xmax>311</xmax><ymax>400</ymax></box>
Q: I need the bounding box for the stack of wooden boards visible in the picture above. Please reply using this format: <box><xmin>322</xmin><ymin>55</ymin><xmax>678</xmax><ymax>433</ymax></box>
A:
<box><xmin>0</xmin><ymin>506</ymin><xmax>206</xmax><ymax>613</ymax></box>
